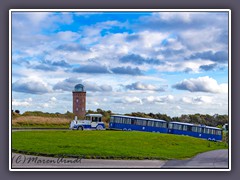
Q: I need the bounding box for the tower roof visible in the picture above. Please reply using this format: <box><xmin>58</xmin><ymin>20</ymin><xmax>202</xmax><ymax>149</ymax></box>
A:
<box><xmin>73</xmin><ymin>84</ymin><xmax>85</xmax><ymax>92</ymax></box>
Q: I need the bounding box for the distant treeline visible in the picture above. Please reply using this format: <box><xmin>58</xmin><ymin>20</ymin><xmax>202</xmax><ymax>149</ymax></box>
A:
<box><xmin>12</xmin><ymin>109</ymin><xmax>228</xmax><ymax>128</ymax></box>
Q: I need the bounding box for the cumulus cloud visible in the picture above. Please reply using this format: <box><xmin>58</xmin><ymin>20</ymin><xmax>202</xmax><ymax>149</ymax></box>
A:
<box><xmin>57</xmin><ymin>31</ymin><xmax>80</xmax><ymax>41</ymax></box>
<box><xmin>172</xmin><ymin>76</ymin><xmax>228</xmax><ymax>93</ymax></box>
<box><xmin>144</xmin><ymin>95</ymin><xmax>174</xmax><ymax>104</ymax></box>
<box><xmin>181</xmin><ymin>96</ymin><xmax>213</xmax><ymax>105</ymax></box>
<box><xmin>12</xmin><ymin>77</ymin><xmax>52</xmax><ymax>94</ymax></box>
<box><xmin>115</xmin><ymin>97</ymin><xmax>142</xmax><ymax>104</ymax></box>
<box><xmin>53</xmin><ymin>77</ymin><xmax>112</xmax><ymax>92</ymax></box>
<box><xmin>125</xmin><ymin>82</ymin><xmax>166</xmax><ymax>91</ymax></box>
<box><xmin>84</xmin><ymin>82</ymin><xmax>112</xmax><ymax>92</ymax></box>
<box><xmin>12</xmin><ymin>99</ymin><xmax>31</xmax><ymax>106</ymax></box>
<box><xmin>50</xmin><ymin>97</ymin><xmax>57</xmax><ymax>102</ymax></box>
<box><xmin>53</xmin><ymin>77</ymin><xmax>81</xmax><ymax>91</ymax></box>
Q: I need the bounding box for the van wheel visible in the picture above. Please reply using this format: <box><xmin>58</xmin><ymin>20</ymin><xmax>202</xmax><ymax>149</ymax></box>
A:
<box><xmin>78</xmin><ymin>126</ymin><xmax>83</xmax><ymax>130</ymax></box>
<box><xmin>96</xmin><ymin>125</ymin><xmax>104</xmax><ymax>130</ymax></box>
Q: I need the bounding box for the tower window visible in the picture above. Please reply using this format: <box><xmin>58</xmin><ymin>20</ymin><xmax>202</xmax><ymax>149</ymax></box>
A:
<box><xmin>82</xmin><ymin>108</ymin><xmax>84</xmax><ymax>111</ymax></box>
<box><xmin>76</xmin><ymin>99</ymin><xmax>79</xmax><ymax>103</ymax></box>
<box><xmin>76</xmin><ymin>108</ymin><xmax>79</xmax><ymax>112</ymax></box>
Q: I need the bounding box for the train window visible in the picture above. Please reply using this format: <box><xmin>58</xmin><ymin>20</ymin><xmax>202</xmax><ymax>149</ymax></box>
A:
<box><xmin>178</xmin><ymin>124</ymin><xmax>182</xmax><ymax>130</ymax></box>
<box><xmin>136</xmin><ymin>120</ymin><xmax>142</xmax><ymax>126</ymax></box>
<box><xmin>173</xmin><ymin>124</ymin><xmax>182</xmax><ymax>130</ymax></box>
<box><xmin>117</xmin><ymin>117</ymin><xmax>121</xmax><ymax>123</ymax></box>
<box><xmin>120</xmin><ymin>118</ymin><xmax>123</xmax><ymax>124</ymax></box>
<box><xmin>162</xmin><ymin>122</ymin><xmax>167</xmax><ymax>128</ymax></box>
<box><xmin>183</xmin><ymin>125</ymin><xmax>187</xmax><ymax>131</ymax></box>
<box><xmin>168</xmin><ymin>123</ymin><xmax>173</xmax><ymax>129</ymax></box>
<box><xmin>156</xmin><ymin>122</ymin><xmax>163</xmax><ymax>128</ymax></box>
<box><xmin>124</xmin><ymin>118</ymin><xmax>129</xmax><ymax>124</ymax></box>
<box><xmin>212</xmin><ymin>129</ymin><xmax>216</xmax><ymax>135</ymax></box>
<box><xmin>142</xmin><ymin>120</ymin><xmax>147</xmax><ymax>126</ymax></box>
<box><xmin>216</xmin><ymin>130</ymin><xmax>222</xmax><ymax>135</ymax></box>
<box><xmin>192</xmin><ymin>126</ymin><xmax>197</xmax><ymax>132</ymax></box>
<box><xmin>110</xmin><ymin>117</ymin><xmax>114</xmax><ymax>123</ymax></box>
<box><xmin>204</xmin><ymin>128</ymin><xmax>210</xmax><ymax>134</ymax></box>
<box><xmin>131</xmin><ymin>119</ymin><xmax>136</xmax><ymax>125</ymax></box>
<box><xmin>155</xmin><ymin>122</ymin><xmax>159</xmax><ymax>127</ymax></box>
<box><xmin>198</xmin><ymin>127</ymin><xmax>202</xmax><ymax>133</ymax></box>
<box><xmin>148</xmin><ymin>121</ymin><xmax>154</xmax><ymax>127</ymax></box>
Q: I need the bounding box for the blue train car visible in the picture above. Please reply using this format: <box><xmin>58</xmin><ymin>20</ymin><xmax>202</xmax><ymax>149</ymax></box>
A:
<box><xmin>168</xmin><ymin>121</ymin><xmax>222</xmax><ymax>141</ymax></box>
<box><xmin>109</xmin><ymin>115</ymin><xmax>168</xmax><ymax>133</ymax></box>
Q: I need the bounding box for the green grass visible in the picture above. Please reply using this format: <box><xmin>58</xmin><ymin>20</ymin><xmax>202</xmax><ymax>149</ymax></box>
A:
<box><xmin>12</xmin><ymin>130</ymin><xmax>228</xmax><ymax>160</ymax></box>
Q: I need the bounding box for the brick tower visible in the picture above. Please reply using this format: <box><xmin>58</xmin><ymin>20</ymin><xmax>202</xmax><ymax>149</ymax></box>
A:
<box><xmin>72</xmin><ymin>84</ymin><xmax>86</xmax><ymax>118</ymax></box>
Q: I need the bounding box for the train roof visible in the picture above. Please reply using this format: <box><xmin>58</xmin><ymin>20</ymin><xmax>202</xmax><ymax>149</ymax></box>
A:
<box><xmin>111</xmin><ymin>115</ymin><xmax>167</xmax><ymax>122</ymax></box>
<box><xmin>169</xmin><ymin>121</ymin><xmax>221</xmax><ymax>130</ymax></box>
<box><xmin>169</xmin><ymin>121</ymin><xmax>194</xmax><ymax>126</ymax></box>
<box><xmin>86</xmin><ymin>114</ymin><xmax>103</xmax><ymax>117</ymax></box>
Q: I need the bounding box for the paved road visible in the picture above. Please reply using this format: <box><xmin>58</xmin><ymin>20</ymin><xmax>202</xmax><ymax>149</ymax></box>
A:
<box><xmin>11</xmin><ymin>149</ymin><xmax>228</xmax><ymax>169</ymax></box>
<box><xmin>162</xmin><ymin>149</ymin><xmax>228</xmax><ymax>169</ymax></box>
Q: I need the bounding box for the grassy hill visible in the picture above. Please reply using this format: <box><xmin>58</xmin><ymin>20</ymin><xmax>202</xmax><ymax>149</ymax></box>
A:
<box><xmin>12</xmin><ymin>130</ymin><xmax>228</xmax><ymax>160</ymax></box>
<box><xmin>12</xmin><ymin>116</ymin><xmax>71</xmax><ymax>128</ymax></box>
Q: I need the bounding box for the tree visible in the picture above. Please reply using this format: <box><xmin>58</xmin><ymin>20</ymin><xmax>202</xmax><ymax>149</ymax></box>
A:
<box><xmin>15</xmin><ymin>110</ymin><xmax>20</xmax><ymax>114</ymax></box>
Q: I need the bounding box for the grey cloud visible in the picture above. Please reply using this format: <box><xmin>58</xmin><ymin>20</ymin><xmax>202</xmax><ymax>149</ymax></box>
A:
<box><xmin>160</xmin><ymin>49</ymin><xmax>185</xmax><ymax>57</ymax></box>
<box><xmin>199</xmin><ymin>63</ymin><xmax>218</xmax><ymax>71</ymax></box>
<box><xmin>51</xmin><ymin>60</ymin><xmax>71</xmax><ymax>67</ymax></box>
<box><xmin>72</xmin><ymin>65</ymin><xmax>110</xmax><ymax>74</ymax></box>
<box><xmin>138</xmin><ymin>12</ymin><xmax>228</xmax><ymax>33</ymax></box>
<box><xmin>183</xmin><ymin>68</ymin><xmax>193</xmax><ymax>73</ymax></box>
<box><xmin>111</xmin><ymin>66</ymin><xmax>143</xmax><ymax>75</ymax></box>
<box><xmin>119</xmin><ymin>54</ymin><xmax>164</xmax><ymax>65</ymax></box>
<box><xmin>56</xmin><ymin>44</ymin><xmax>89</xmax><ymax>52</ymax></box>
<box><xmin>188</xmin><ymin>51</ymin><xmax>228</xmax><ymax>63</ymax></box>
<box><xmin>72</xmin><ymin>64</ymin><xmax>143</xmax><ymax>76</ymax></box>
<box><xmin>31</xmin><ymin>59</ymin><xmax>71</xmax><ymax>71</ymax></box>
<box><xmin>125</xmin><ymin>34</ymin><xmax>140</xmax><ymax>42</ymax></box>
<box><xmin>84</xmin><ymin>83</ymin><xmax>112</xmax><ymax>92</ymax></box>
<box><xmin>126</xmin><ymin>82</ymin><xmax>166</xmax><ymax>91</ymax></box>
<box><xmin>53</xmin><ymin>77</ymin><xmax>81</xmax><ymax>91</ymax></box>
<box><xmin>33</xmin><ymin>64</ymin><xmax>57</xmax><ymax>71</ymax></box>
<box><xmin>13</xmin><ymin>80</ymin><xmax>51</xmax><ymax>94</ymax></box>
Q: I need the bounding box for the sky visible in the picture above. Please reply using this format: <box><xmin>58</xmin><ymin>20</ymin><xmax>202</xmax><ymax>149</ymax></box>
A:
<box><xmin>11</xmin><ymin>11</ymin><xmax>229</xmax><ymax>117</ymax></box>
